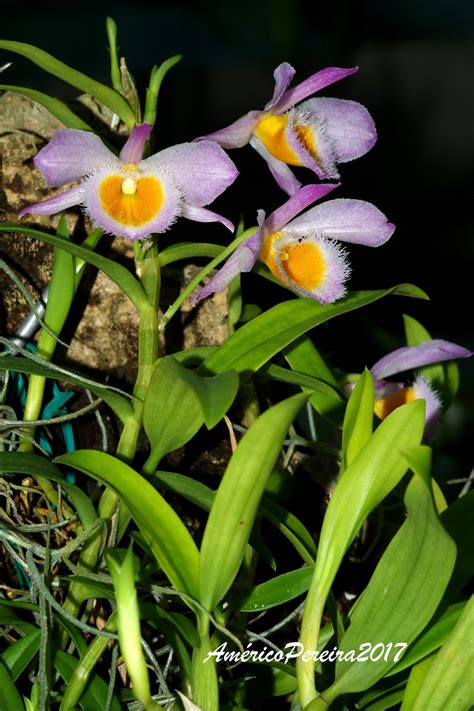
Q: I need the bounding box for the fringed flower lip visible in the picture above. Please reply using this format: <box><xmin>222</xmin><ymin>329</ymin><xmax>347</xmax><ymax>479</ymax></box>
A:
<box><xmin>197</xmin><ymin>62</ymin><xmax>376</xmax><ymax>195</ymax></box>
<box><xmin>19</xmin><ymin>124</ymin><xmax>239</xmax><ymax>240</ymax></box>
<box><xmin>192</xmin><ymin>184</ymin><xmax>395</xmax><ymax>306</ymax></box>
<box><xmin>371</xmin><ymin>339</ymin><xmax>472</xmax><ymax>437</ymax></box>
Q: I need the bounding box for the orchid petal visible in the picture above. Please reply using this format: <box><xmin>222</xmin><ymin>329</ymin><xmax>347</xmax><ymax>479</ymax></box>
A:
<box><xmin>250</xmin><ymin>136</ymin><xmax>302</xmax><ymax>196</ymax></box>
<box><xmin>272</xmin><ymin>66</ymin><xmax>359</xmax><ymax>114</ymax></box>
<box><xmin>181</xmin><ymin>204</ymin><xmax>234</xmax><ymax>232</ymax></box>
<box><xmin>264</xmin><ymin>62</ymin><xmax>296</xmax><ymax>110</ymax></box>
<box><xmin>301</xmin><ymin>97</ymin><xmax>377</xmax><ymax>163</ymax></box>
<box><xmin>119</xmin><ymin>123</ymin><xmax>153</xmax><ymax>164</ymax></box>
<box><xmin>284</xmin><ymin>109</ymin><xmax>338</xmax><ymax>179</ymax></box>
<box><xmin>197</xmin><ymin>111</ymin><xmax>262</xmax><ymax>149</ymax></box>
<box><xmin>33</xmin><ymin>129</ymin><xmax>118</xmax><ymax>187</ymax></box>
<box><xmin>371</xmin><ymin>340</ymin><xmax>473</xmax><ymax>380</ymax></box>
<box><xmin>265</xmin><ymin>183</ymin><xmax>339</xmax><ymax>234</ymax></box>
<box><xmin>142</xmin><ymin>141</ymin><xmax>238</xmax><ymax>206</ymax></box>
<box><xmin>81</xmin><ymin>165</ymin><xmax>181</xmax><ymax>241</ymax></box>
<box><xmin>192</xmin><ymin>220</ymin><xmax>265</xmax><ymax>304</ymax></box>
<box><xmin>19</xmin><ymin>185</ymin><xmax>83</xmax><ymax>217</ymax></box>
<box><xmin>286</xmin><ymin>198</ymin><xmax>395</xmax><ymax>247</ymax></box>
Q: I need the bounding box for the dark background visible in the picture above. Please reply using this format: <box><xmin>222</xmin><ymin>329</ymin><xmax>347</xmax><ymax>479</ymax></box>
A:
<box><xmin>2</xmin><ymin>0</ymin><xmax>473</xmax><ymax>480</ymax></box>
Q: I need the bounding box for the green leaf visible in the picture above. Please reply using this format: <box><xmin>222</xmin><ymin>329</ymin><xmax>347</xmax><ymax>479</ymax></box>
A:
<box><xmin>143</xmin><ymin>357</ymin><xmax>203</xmax><ymax>466</ymax></box>
<box><xmin>153</xmin><ymin>470</ymin><xmax>214</xmax><ymax>511</ymax></box>
<box><xmin>440</xmin><ymin>490</ymin><xmax>474</xmax><ymax>594</ymax></box>
<box><xmin>143</xmin><ymin>357</ymin><xmax>239</xmax><ymax>467</ymax></box>
<box><xmin>260</xmin><ymin>497</ymin><xmax>317</xmax><ymax>564</ymax></box>
<box><xmin>312</xmin><ymin>400</ymin><xmax>425</xmax><ymax>612</ymax></box>
<box><xmin>1</xmin><ymin>631</ymin><xmax>40</xmax><ymax>681</ymax></box>
<box><xmin>55</xmin><ymin>450</ymin><xmax>200</xmax><ymax>598</ymax></box>
<box><xmin>340</xmin><ymin>368</ymin><xmax>374</xmax><ymax>470</ymax></box>
<box><xmin>298</xmin><ymin>400</ymin><xmax>425</xmax><ymax>707</ymax></box>
<box><xmin>54</xmin><ymin>650</ymin><xmax>121</xmax><ymax>711</ymax></box>
<box><xmin>364</xmin><ymin>688</ymin><xmax>406</xmax><ymax>710</ymax></box>
<box><xmin>0</xmin><ymin>40</ymin><xmax>135</xmax><ymax>128</ymax></box>
<box><xmin>357</xmin><ymin>677</ymin><xmax>408</xmax><ymax>709</ymax></box>
<box><xmin>0</xmin><ymin>452</ymin><xmax>97</xmax><ymax>529</ymax></box>
<box><xmin>144</xmin><ymin>54</ymin><xmax>182</xmax><ymax>126</ymax></box>
<box><xmin>184</xmin><ymin>367</ymin><xmax>239</xmax><ymax>429</ymax></box>
<box><xmin>0</xmin><ymin>224</ymin><xmax>149</xmax><ymax>312</ymax></box>
<box><xmin>0</xmin><ymin>85</ymin><xmax>93</xmax><ymax>130</ymax></box>
<box><xmin>400</xmin><ymin>653</ymin><xmax>436</xmax><ymax>710</ymax></box>
<box><xmin>284</xmin><ymin>335</ymin><xmax>344</xmax><ymax>423</ymax></box>
<box><xmin>106</xmin><ymin>18</ymin><xmax>122</xmax><ymax>94</ymax></box>
<box><xmin>389</xmin><ymin>601</ymin><xmax>465</xmax><ymax>676</ymax></box>
<box><xmin>35</xmin><ymin>215</ymin><xmax>75</xmax><ymax>360</ymax></box>
<box><xmin>0</xmin><ymin>355</ymin><xmax>133</xmax><ymax>425</ymax></box>
<box><xmin>230</xmin><ymin>566</ymin><xmax>314</xmax><ymax>612</ymax></box>
<box><xmin>159</xmin><ymin>242</ymin><xmax>222</xmax><ymax>267</ymax></box>
<box><xmin>199</xmin><ymin>392</ymin><xmax>308</xmax><ymax>610</ymax></box>
<box><xmin>323</xmin><ymin>445</ymin><xmax>456</xmax><ymax>701</ymax></box>
<box><xmin>400</xmin><ymin>595</ymin><xmax>474</xmax><ymax>710</ymax></box>
<box><xmin>260</xmin><ymin>363</ymin><xmax>343</xmax><ymax>403</ymax></box>
<box><xmin>200</xmin><ymin>285</ymin><xmax>427</xmax><ymax>382</ymax></box>
<box><xmin>106</xmin><ymin>546</ymin><xmax>152</xmax><ymax>708</ymax></box>
<box><xmin>58</xmin><ymin>575</ymin><xmax>114</xmax><ymax>601</ymax></box>
<box><xmin>0</xmin><ymin>660</ymin><xmax>25</xmax><ymax>711</ymax></box>
<box><xmin>228</xmin><ymin>273</ymin><xmax>243</xmax><ymax>331</ymax></box>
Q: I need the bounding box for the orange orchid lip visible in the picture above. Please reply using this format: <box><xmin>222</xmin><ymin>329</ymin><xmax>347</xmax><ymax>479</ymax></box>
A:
<box><xmin>99</xmin><ymin>174</ymin><xmax>164</xmax><ymax>227</ymax></box>
<box><xmin>261</xmin><ymin>232</ymin><xmax>326</xmax><ymax>291</ymax></box>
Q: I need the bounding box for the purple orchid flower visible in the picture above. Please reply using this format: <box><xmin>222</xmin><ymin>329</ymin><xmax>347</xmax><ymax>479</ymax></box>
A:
<box><xmin>19</xmin><ymin>124</ymin><xmax>239</xmax><ymax>240</ymax></box>
<box><xmin>193</xmin><ymin>184</ymin><xmax>395</xmax><ymax>306</ymax></box>
<box><xmin>371</xmin><ymin>340</ymin><xmax>472</xmax><ymax>437</ymax></box>
<box><xmin>198</xmin><ymin>62</ymin><xmax>376</xmax><ymax>195</ymax></box>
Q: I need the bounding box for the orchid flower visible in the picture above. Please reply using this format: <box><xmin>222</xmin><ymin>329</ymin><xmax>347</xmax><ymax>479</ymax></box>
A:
<box><xmin>371</xmin><ymin>340</ymin><xmax>472</xmax><ymax>436</ymax></box>
<box><xmin>19</xmin><ymin>124</ymin><xmax>239</xmax><ymax>240</ymax></box>
<box><xmin>193</xmin><ymin>184</ymin><xmax>395</xmax><ymax>306</ymax></box>
<box><xmin>199</xmin><ymin>62</ymin><xmax>376</xmax><ymax>195</ymax></box>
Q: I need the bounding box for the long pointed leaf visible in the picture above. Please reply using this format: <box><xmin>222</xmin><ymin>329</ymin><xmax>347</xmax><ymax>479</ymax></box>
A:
<box><xmin>324</xmin><ymin>446</ymin><xmax>456</xmax><ymax>701</ymax></box>
<box><xmin>200</xmin><ymin>285</ymin><xmax>427</xmax><ymax>381</ymax></box>
<box><xmin>340</xmin><ymin>368</ymin><xmax>374</xmax><ymax>470</ymax></box>
<box><xmin>0</xmin><ymin>40</ymin><xmax>135</xmax><ymax>127</ymax></box>
<box><xmin>401</xmin><ymin>596</ymin><xmax>474</xmax><ymax>710</ymax></box>
<box><xmin>199</xmin><ymin>392</ymin><xmax>308</xmax><ymax>610</ymax></box>
<box><xmin>298</xmin><ymin>400</ymin><xmax>425</xmax><ymax>707</ymax></box>
<box><xmin>55</xmin><ymin>450</ymin><xmax>200</xmax><ymax>597</ymax></box>
<box><xmin>0</xmin><ymin>660</ymin><xmax>25</xmax><ymax>711</ymax></box>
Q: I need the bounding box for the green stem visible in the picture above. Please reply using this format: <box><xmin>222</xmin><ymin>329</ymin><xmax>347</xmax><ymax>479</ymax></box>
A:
<box><xmin>304</xmin><ymin>695</ymin><xmax>330</xmax><ymax>710</ymax></box>
<box><xmin>297</xmin><ymin>587</ymin><xmax>326</xmax><ymax>707</ymax></box>
<box><xmin>191</xmin><ymin>614</ymin><xmax>218</xmax><ymax>711</ymax></box>
<box><xmin>59</xmin><ymin>612</ymin><xmax>117</xmax><ymax>710</ymax></box>
<box><xmin>158</xmin><ymin>226</ymin><xmax>257</xmax><ymax>330</ymax></box>
<box><xmin>60</xmin><ymin>250</ymin><xmax>161</xmax><ymax>646</ymax></box>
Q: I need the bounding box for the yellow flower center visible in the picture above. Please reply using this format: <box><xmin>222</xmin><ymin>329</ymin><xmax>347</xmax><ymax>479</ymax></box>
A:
<box><xmin>253</xmin><ymin>114</ymin><xmax>317</xmax><ymax>166</ymax></box>
<box><xmin>374</xmin><ymin>386</ymin><xmax>416</xmax><ymax>420</ymax></box>
<box><xmin>99</xmin><ymin>171</ymin><xmax>164</xmax><ymax>227</ymax></box>
<box><xmin>261</xmin><ymin>232</ymin><xmax>326</xmax><ymax>291</ymax></box>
